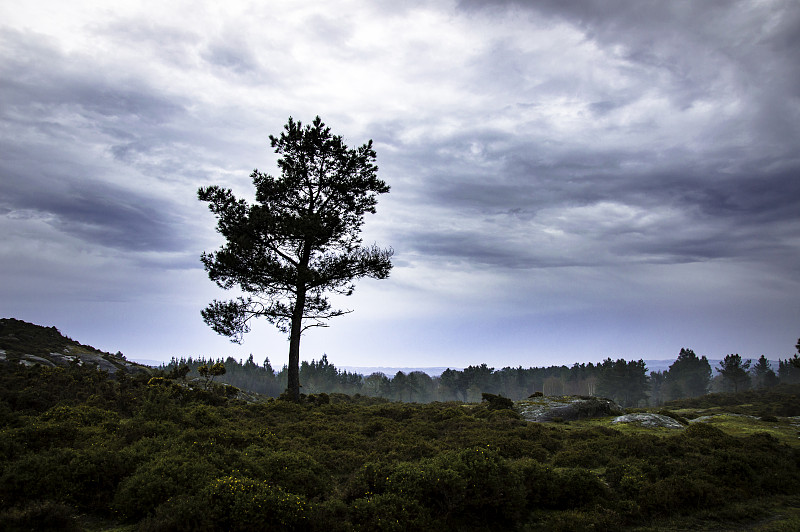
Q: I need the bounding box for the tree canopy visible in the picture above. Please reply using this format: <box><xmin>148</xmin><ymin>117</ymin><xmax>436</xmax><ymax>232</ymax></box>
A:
<box><xmin>596</xmin><ymin>358</ymin><xmax>649</xmax><ymax>407</ymax></box>
<box><xmin>718</xmin><ymin>354</ymin><xmax>752</xmax><ymax>393</ymax></box>
<box><xmin>664</xmin><ymin>348</ymin><xmax>711</xmax><ymax>400</ymax></box>
<box><xmin>198</xmin><ymin>116</ymin><xmax>393</xmax><ymax>400</ymax></box>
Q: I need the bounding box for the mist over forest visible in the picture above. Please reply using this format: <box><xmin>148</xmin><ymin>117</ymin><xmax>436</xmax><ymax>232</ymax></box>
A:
<box><xmin>161</xmin><ymin>345</ymin><xmax>800</xmax><ymax>407</ymax></box>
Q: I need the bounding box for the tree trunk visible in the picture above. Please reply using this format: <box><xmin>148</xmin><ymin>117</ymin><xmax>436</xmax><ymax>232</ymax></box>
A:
<box><xmin>286</xmin><ymin>285</ymin><xmax>306</xmax><ymax>402</ymax></box>
<box><xmin>287</xmin><ymin>242</ymin><xmax>312</xmax><ymax>402</ymax></box>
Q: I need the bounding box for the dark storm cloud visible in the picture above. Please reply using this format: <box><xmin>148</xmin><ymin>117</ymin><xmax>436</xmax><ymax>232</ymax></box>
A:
<box><xmin>369</xmin><ymin>1</ymin><xmax>800</xmax><ymax>276</ymax></box>
<box><xmin>395</xmin><ymin>131</ymin><xmax>800</xmax><ymax>269</ymax></box>
<box><xmin>0</xmin><ymin>30</ymin><xmax>184</xmax><ymax>123</ymax></box>
<box><xmin>459</xmin><ymin>0</ymin><xmax>800</xmax><ymax>116</ymax></box>
<box><xmin>0</xmin><ymin>27</ymin><xmax>190</xmax><ymax>253</ymax></box>
<box><xmin>0</xmin><ymin>167</ymin><xmax>186</xmax><ymax>252</ymax></box>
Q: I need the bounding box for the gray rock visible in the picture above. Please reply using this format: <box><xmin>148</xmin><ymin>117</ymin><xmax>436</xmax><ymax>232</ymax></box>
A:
<box><xmin>613</xmin><ymin>413</ymin><xmax>684</xmax><ymax>429</ymax></box>
<box><xmin>689</xmin><ymin>413</ymin><xmax>759</xmax><ymax>423</ymax></box>
<box><xmin>515</xmin><ymin>396</ymin><xmax>624</xmax><ymax>422</ymax></box>
<box><xmin>78</xmin><ymin>353</ymin><xmax>122</xmax><ymax>373</ymax></box>
<box><xmin>20</xmin><ymin>354</ymin><xmax>57</xmax><ymax>367</ymax></box>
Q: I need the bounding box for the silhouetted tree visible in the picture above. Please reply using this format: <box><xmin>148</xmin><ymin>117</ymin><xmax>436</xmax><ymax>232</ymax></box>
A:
<box><xmin>790</xmin><ymin>337</ymin><xmax>800</xmax><ymax>369</ymax></box>
<box><xmin>440</xmin><ymin>368</ymin><xmax>468</xmax><ymax>402</ymax></box>
<box><xmin>751</xmin><ymin>355</ymin><xmax>778</xmax><ymax>389</ymax></box>
<box><xmin>462</xmin><ymin>364</ymin><xmax>495</xmax><ymax>394</ymax></box>
<box><xmin>362</xmin><ymin>372</ymin><xmax>391</xmax><ymax>397</ymax></box>
<box><xmin>718</xmin><ymin>354</ymin><xmax>751</xmax><ymax>393</ymax></box>
<box><xmin>198</xmin><ymin>117</ymin><xmax>393</xmax><ymax>401</ymax></box>
<box><xmin>301</xmin><ymin>355</ymin><xmax>340</xmax><ymax>394</ymax></box>
<box><xmin>390</xmin><ymin>371</ymin><xmax>412</xmax><ymax>402</ymax></box>
<box><xmin>596</xmin><ymin>358</ymin><xmax>649</xmax><ymax>407</ymax></box>
<box><xmin>664</xmin><ymin>348</ymin><xmax>712</xmax><ymax>400</ymax></box>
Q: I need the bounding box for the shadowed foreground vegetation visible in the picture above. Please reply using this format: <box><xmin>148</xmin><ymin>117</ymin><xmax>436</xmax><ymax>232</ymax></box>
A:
<box><xmin>2</xmin><ymin>359</ymin><xmax>800</xmax><ymax>531</ymax></box>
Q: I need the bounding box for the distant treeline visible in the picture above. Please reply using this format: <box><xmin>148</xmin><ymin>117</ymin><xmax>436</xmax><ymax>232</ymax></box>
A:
<box><xmin>163</xmin><ymin>347</ymin><xmax>800</xmax><ymax>407</ymax></box>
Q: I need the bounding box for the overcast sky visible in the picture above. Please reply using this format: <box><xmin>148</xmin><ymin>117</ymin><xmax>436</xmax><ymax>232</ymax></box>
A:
<box><xmin>2</xmin><ymin>1</ymin><xmax>799</xmax><ymax>370</ymax></box>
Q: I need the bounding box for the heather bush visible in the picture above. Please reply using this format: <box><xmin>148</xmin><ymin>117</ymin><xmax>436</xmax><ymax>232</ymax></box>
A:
<box><xmin>0</xmin><ymin>500</ymin><xmax>80</xmax><ymax>532</ymax></box>
<box><xmin>238</xmin><ymin>447</ymin><xmax>330</xmax><ymax>499</ymax></box>
<box><xmin>201</xmin><ymin>475</ymin><xmax>309</xmax><ymax>531</ymax></box>
<box><xmin>350</xmin><ymin>493</ymin><xmax>431</xmax><ymax>531</ymax></box>
<box><xmin>112</xmin><ymin>447</ymin><xmax>218</xmax><ymax>519</ymax></box>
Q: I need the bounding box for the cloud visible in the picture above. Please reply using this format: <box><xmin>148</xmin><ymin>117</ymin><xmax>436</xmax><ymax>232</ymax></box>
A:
<box><xmin>0</xmin><ymin>1</ymin><xmax>798</xmax><ymax>366</ymax></box>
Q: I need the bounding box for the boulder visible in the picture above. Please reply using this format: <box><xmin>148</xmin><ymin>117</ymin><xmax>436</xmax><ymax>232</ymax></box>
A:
<box><xmin>515</xmin><ymin>395</ymin><xmax>624</xmax><ymax>422</ymax></box>
<box><xmin>19</xmin><ymin>354</ymin><xmax>57</xmax><ymax>367</ymax></box>
<box><xmin>612</xmin><ymin>413</ymin><xmax>684</xmax><ymax>429</ymax></box>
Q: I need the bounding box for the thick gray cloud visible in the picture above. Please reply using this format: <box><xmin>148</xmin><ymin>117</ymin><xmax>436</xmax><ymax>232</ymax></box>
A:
<box><xmin>0</xmin><ymin>1</ymin><xmax>797</xmax><ymax>367</ymax></box>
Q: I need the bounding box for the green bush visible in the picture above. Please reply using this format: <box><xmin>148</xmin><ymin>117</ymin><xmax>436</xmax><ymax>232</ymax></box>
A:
<box><xmin>138</xmin><ymin>494</ymin><xmax>213</xmax><ymax>532</ymax></box>
<box><xmin>0</xmin><ymin>500</ymin><xmax>80</xmax><ymax>532</ymax></box>
<box><xmin>350</xmin><ymin>493</ymin><xmax>431</xmax><ymax>531</ymax></box>
<box><xmin>112</xmin><ymin>447</ymin><xmax>218</xmax><ymax>519</ymax></box>
<box><xmin>202</xmin><ymin>475</ymin><xmax>309</xmax><ymax>531</ymax></box>
<box><xmin>238</xmin><ymin>447</ymin><xmax>330</xmax><ymax>499</ymax></box>
<box><xmin>656</xmin><ymin>409</ymin><xmax>689</xmax><ymax>425</ymax></box>
<box><xmin>549</xmin><ymin>467</ymin><xmax>610</xmax><ymax>509</ymax></box>
<box><xmin>0</xmin><ymin>448</ymin><xmax>78</xmax><ymax>507</ymax></box>
<box><xmin>639</xmin><ymin>474</ymin><xmax>720</xmax><ymax>514</ymax></box>
<box><xmin>383</xmin><ymin>459</ymin><xmax>466</xmax><ymax>517</ymax></box>
<box><xmin>604</xmin><ymin>462</ymin><xmax>646</xmax><ymax>496</ymax></box>
<box><xmin>481</xmin><ymin>392</ymin><xmax>514</xmax><ymax>410</ymax></box>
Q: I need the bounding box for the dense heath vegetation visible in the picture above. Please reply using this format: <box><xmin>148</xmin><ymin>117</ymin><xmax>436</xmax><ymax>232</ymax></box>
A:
<box><xmin>2</xmin><ymin>358</ymin><xmax>800</xmax><ymax>531</ymax></box>
<box><xmin>3</xmin><ymin>319</ymin><xmax>800</xmax><ymax>530</ymax></box>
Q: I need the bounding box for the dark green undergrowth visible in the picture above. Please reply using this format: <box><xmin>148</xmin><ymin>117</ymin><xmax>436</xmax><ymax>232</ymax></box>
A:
<box><xmin>664</xmin><ymin>383</ymin><xmax>800</xmax><ymax>417</ymax></box>
<box><xmin>1</xmin><ymin>361</ymin><xmax>799</xmax><ymax>531</ymax></box>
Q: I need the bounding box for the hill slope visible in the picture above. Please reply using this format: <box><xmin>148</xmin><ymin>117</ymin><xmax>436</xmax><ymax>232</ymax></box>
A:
<box><xmin>0</xmin><ymin>318</ymin><xmax>150</xmax><ymax>375</ymax></box>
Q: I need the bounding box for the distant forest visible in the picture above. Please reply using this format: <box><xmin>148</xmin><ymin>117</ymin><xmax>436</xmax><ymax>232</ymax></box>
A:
<box><xmin>163</xmin><ymin>347</ymin><xmax>800</xmax><ymax>407</ymax></box>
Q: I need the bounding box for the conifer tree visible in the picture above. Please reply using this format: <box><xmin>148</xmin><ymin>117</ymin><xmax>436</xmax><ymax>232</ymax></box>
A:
<box><xmin>198</xmin><ymin>116</ymin><xmax>393</xmax><ymax>401</ymax></box>
<box><xmin>664</xmin><ymin>348</ymin><xmax>712</xmax><ymax>400</ymax></box>
<box><xmin>718</xmin><ymin>354</ymin><xmax>751</xmax><ymax>393</ymax></box>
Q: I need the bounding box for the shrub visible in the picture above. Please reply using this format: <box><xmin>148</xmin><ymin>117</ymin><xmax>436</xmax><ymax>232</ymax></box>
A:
<box><xmin>548</xmin><ymin>467</ymin><xmax>610</xmax><ymax>509</ymax></box>
<box><xmin>307</xmin><ymin>393</ymin><xmax>330</xmax><ymax>406</ymax></box>
<box><xmin>681</xmin><ymin>422</ymin><xmax>734</xmax><ymax>446</ymax></box>
<box><xmin>481</xmin><ymin>392</ymin><xmax>514</xmax><ymax>410</ymax></box>
<box><xmin>350</xmin><ymin>493</ymin><xmax>431</xmax><ymax>531</ymax></box>
<box><xmin>639</xmin><ymin>474</ymin><xmax>720</xmax><ymax>514</ymax></box>
<box><xmin>202</xmin><ymin>475</ymin><xmax>309</xmax><ymax>531</ymax></box>
<box><xmin>238</xmin><ymin>447</ymin><xmax>330</xmax><ymax>499</ymax></box>
<box><xmin>383</xmin><ymin>460</ymin><xmax>466</xmax><ymax>517</ymax></box>
<box><xmin>429</xmin><ymin>446</ymin><xmax>526</xmax><ymax>527</ymax></box>
<box><xmin>0</xmin><ymin>448</ymin><xmax>76</xmax><ymax>507</ymax></box>
<box><xmin>552</xmin><ymin>443</ymin><xmax>604</xmax><ymax>468</ymax></box>
<box><xmin>604</xmin><ymin>462</ymin><xmax>649</xmax><ymax>498</ymax></box>
<box><xmin>0</xmin><ymin>500</ymin><xmax>80</xmax><ymax>532</ymax></box>
<box><xmin>346</xmin><ymin>461</ymin><xmax>393</xmax><ymax>501</ymax></box>
<box><xmin>112</xmin><ymin>448</ymin><xmax>218</xmax><ymax>519</ymax></box>
<box><xmin>138</xmin><ymin>495</ymin><xmax>213</xmax><ymax>532</ymax></box>
<box><xmin>656</xmin><ymin>409</ymin><xmax>689</xmax><ymax>425</ymax></box>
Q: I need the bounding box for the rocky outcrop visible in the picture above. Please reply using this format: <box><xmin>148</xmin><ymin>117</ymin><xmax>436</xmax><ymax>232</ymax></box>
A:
<box><xmin>612</xmin><ymin>413</ymin><xmax>684</xmax><ymax>429</ymax></box>
<box><xmin>9</xmin><ymin>347</ymin><xmax>151</xmax><ymax>375</ymax></box>
<box><xmin>515</xmin><ymin>395</ymin><xmax>624</xmax><ymax>422</ymax></box>
<box><xmin>0</xmin><ymin>318</ymin><xmax>152</xmax><ymax>376</ymax></box>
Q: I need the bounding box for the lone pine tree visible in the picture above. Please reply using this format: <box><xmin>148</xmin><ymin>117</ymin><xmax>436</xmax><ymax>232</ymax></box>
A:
<box><xmin>198</xmin><ymin>116</ymin><xmax>393</xmax><ymax>401</ymax></box>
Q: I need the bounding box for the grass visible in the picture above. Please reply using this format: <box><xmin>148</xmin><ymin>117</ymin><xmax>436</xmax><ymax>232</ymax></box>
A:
<box><xmin>556</xmin><ymin>410</ymin><xmax>800</xmax><ymax>448</ymax></box>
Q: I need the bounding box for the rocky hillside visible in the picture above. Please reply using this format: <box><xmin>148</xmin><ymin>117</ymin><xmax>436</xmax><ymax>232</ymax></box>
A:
<box><xmin>0</xmin><ymin>318</ymin><xmax>151</xmax><ymax>375</ymax></box>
